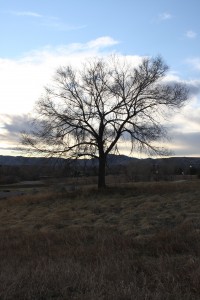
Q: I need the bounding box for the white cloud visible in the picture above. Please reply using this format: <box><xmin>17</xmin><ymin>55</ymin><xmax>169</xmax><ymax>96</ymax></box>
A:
<box><xmin>158</xmin><ymin>12</ymin><xmax>172</xmax><ymax>21</ymax></box>
<box><xmin>0</xmin><ymin>37</ymin><xmax>120</xmax><ymax>117</ymax></box>
<box><xmin>87</xmin><ymin>36</ymin><xmax>119</xmax><ymax>49</ymax></box>
<box><xmin>186</xmin><ymin>30</ymin><xmax>197</xmax><ymax>39</ymax></box>
<box><xmin>10</xmin><ymin>11</ymin><xmax>42</xmax><ymax>18</ymax></box>
<box><xmin>170</xmin><ymin>101</ymin><xmax>200</xmax><ymax>133</ymax></box>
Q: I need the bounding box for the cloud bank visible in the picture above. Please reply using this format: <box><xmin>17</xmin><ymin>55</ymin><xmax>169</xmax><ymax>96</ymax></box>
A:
<box><xmin>0</xmin><ymin>36</ymin><xmax>121</xmax><ymax>153</ymax></box>
<box><xmin>0</xmin><ymin>36</ymin><xmax>120</xmax><ymax>115</ymax></box>
<box><xmin>0</xmin><ymin>36</ymin><xmax>200</xmax><ymax>157</ymax></box>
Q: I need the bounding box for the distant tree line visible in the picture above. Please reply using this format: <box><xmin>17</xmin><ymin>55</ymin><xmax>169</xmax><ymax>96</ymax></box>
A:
<box><xmin>0</xmin><ymin>158</ymin><xmax>199</xmax><ymax>185</ymax></box>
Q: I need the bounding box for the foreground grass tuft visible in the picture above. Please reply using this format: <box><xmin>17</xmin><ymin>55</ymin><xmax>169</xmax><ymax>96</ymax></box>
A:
<box><xmin>1</xmin><ymin>225</ymin><xmax>200</xmax><ymax>299</ymax></box>
<box><xmin>0</xmin><ymin>180</ymin><xmax>200</xmax><ymax>299</ymax></box>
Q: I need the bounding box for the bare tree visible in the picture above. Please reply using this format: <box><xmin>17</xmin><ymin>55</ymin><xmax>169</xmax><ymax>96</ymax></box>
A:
<box><xmin>22</xmin><ymin>56</ymin><xmax>188</xmax><ymax>189</ymax></box>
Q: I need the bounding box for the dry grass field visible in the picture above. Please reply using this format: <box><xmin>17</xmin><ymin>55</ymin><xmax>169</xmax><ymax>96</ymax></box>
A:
<box><xmin>0</xmin><ymin>179</ymin><xmax>200</xmax><ymax>299</ymax></box>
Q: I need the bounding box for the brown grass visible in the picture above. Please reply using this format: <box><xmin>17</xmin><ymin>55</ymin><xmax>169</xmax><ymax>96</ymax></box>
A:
<box><xmin>0</xmin><ymin>180</ymin><xmax>200</xmax><ymax>299</ymax></box>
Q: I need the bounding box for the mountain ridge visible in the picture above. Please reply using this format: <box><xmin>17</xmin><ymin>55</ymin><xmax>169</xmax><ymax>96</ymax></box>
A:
<box><xmin>0</xmin><ymin>154</ymin><xmax>199</xmax><ymax>168</ymax></box>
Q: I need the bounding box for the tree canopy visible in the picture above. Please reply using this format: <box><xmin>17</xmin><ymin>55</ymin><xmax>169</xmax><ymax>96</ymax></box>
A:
<box><xmin>22</xmin><ymin>55</ymin><xmax>188</xmax><ymax>188</ymax></box>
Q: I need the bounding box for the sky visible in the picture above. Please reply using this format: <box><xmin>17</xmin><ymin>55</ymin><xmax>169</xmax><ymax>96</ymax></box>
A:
<box><xmin>0</xmin><ymin>0</ymin><xmax>200</xmax><ymax>157</ymax></box>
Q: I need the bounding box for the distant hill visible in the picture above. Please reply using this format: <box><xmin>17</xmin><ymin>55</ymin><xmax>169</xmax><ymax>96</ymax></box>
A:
<box><xmin>0</xmin><ymin>155</ymin><xmax>128</xmax><ymax>166</ymax></box>
<box><xmin>0</xmin><ymin>154</ymin><xmax>199</xmax><ymax>169</ymax></box>
<box><xmin>0</xmin><ymin>155</ymin><xmax>57</xmax><ymax>166</ymax></box>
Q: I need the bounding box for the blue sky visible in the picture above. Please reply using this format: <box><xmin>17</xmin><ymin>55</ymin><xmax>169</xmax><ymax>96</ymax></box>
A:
<box><xmin>0</xmin><ymin>0</ymin><xmax>200</xmax><ymax>157</ymax></box>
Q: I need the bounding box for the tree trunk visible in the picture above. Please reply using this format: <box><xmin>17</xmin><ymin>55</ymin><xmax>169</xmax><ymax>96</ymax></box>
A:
<box><xmin>98</xmin><ymin>156</ymin><xmax>106</xmax><ymax>189</ymax></box>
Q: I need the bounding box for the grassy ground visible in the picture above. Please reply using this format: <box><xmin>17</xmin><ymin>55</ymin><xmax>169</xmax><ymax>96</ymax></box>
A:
<box><xmin>0</xmin><ymin>180</ymin><xmax>200</xmax><ymax>299</ymax></box>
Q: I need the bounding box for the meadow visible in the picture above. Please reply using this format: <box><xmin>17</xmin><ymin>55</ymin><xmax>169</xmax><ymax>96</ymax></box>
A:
<box><xmin>0</xmin><ymin>179</ymin><xmax>200</xmax><ymax>299</ymax></box>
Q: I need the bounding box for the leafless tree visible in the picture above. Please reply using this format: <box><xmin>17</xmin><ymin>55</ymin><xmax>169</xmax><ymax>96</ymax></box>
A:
<box><xmin>22</xmin><ymin>56</ymin><xmax>188</xmax><ymax>189</ymax></box>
